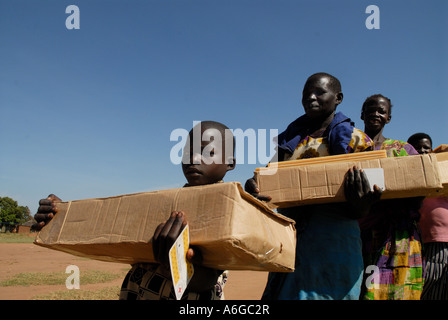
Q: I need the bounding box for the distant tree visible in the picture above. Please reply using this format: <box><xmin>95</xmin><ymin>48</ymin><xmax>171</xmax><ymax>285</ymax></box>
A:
<box><xmin>0</xmin><ymin>197</ymin><xmax>32</xmax><ymax>226</ymax></box>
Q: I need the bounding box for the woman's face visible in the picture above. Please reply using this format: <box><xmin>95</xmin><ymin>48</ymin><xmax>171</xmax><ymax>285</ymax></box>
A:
<box><xmin>301</xmin><ymin>76</ymin><xmax>342</xmax><ymax>120</ymax></box>
<box><xmin>362</xmin><ymin>97</ymin><xmax>391</xmax><ymax>132</ymax></box>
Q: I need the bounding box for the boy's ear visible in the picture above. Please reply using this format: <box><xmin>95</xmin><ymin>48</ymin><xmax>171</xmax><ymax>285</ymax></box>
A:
<box><xmin>336</xmin><ymin>92</ymin><xmax>343</xmax><ymax>105</ymax></box>
<box><xmin>226</xmin><ymin>157</ymin><xmax>236</xmax><ymax>172</ymax></box>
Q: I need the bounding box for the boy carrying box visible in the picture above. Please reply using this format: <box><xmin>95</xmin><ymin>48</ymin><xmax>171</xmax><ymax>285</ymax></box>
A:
<box><xmin>33</xmin><ymin>120</ymin><xmax>236</xmax><ymax>300</ymax></box>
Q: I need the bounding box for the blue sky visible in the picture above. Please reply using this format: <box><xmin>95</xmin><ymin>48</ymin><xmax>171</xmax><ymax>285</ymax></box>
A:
<box><xmin>1</xmin><ymin>0</ymin><xmax>447</xmax><ymax>215</ymax></box>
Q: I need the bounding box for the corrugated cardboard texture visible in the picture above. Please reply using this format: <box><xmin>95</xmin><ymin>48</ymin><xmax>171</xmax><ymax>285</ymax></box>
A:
<box><xmin>255</xmin><ymin>153</ymin><xmax>443</xmax><ymax>208</ymax></box>
<box><xmin>256</xmin><ymin>150</ymin><xmax>387</xmax><ymax>172</ymax></box>
<box><xmin>432</xmin><ymin>152</ymin><xmax>448</xmax><ymax>196</ymax></box>
<box><xmin>34</xmin><ymin>182</ymin><xmax>296</xmax><ymax>272</ymax></box>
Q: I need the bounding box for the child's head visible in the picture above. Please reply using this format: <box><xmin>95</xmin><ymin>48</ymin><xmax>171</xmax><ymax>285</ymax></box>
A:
<box><xmin>182</xmin><ymin>121</ymin><xmax>236</xmax><ymax>186</ymax></box>
<box><xmin>301</xmin><ymin>72</ymin><xmax>343</xmax><ymax>120</ymax></box>
<box><xmin>361</xmin><ymin>94</ymin><xmax>392</xmax><ymax>132</ymax></box>
<box><xmin>408</xmin><ymin>132</ymin><xmax>433</xmax><ymax>154</ymax></box>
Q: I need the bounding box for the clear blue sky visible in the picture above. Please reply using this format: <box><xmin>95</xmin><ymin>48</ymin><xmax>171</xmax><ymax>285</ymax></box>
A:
<box><xmin>1</xmin><ymin>0</ymin><xmax>447</xmax><ymax>215</ymax></box>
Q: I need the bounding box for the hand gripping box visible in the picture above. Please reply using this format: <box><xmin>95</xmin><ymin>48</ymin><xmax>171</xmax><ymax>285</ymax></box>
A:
<box><xmin>34</xmin><ymin>182</ymin><xmax>296</xmax><ymax>272</ymax></box>
<box><xmin>254</xmin><ymin>152</ymin><xmax>445</xmax><ymax>209</ymax></box>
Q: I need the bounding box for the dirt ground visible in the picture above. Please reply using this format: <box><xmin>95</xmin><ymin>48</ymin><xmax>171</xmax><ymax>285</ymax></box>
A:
<box><xmin>0</xmin><ymin>242</ymin><xmax>268</xmax><ymax>300</ymax></box>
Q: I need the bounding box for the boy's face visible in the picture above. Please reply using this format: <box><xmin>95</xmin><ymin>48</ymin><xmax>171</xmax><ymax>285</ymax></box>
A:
<box><xmin>361</xmin><ymin>97</ymin><xmax>391</xmax><ymax>132</ymax></box>
<box><xmin>412</xmin><ymin>138</ymin><xmax>432</xmax><ymax>154</ymax></box>
<box><xmin>182</xmin><ymin>127</ymin><xmax>235</xmax><ymax>186</ymax></box>
<box><xmin>301</xmin><ymin>76</ymin><xmax>342</xmax><ymax>120</ymax></box>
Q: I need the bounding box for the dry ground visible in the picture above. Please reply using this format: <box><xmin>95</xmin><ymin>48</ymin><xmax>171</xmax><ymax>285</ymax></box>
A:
<box><xmin>0</xmin><ymin>242</ymin><xmax>268</xmax><ymax>300</ymax></box>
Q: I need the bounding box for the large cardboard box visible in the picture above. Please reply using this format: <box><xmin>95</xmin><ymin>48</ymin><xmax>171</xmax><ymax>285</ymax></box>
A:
<box><xmin>254</xmin><ymin>153</ymin><xmax>444</xmax><ymax>208</ymax></box>
<box><xmin>34</xmin><ymin>182</ymin><xmax>296</xmax><ymax>272</ymax></box>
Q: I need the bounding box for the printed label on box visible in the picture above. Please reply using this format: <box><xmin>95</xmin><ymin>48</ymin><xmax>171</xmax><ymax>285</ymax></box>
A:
<box><xmin>169</xmin><ymin>224</ymin><xmax>194</xmax><ymax>300</ymax></box>
<box><xmin>363</xmin><ymin>168</ymin><xmax>385</xmax><ymax>191</ymax></box>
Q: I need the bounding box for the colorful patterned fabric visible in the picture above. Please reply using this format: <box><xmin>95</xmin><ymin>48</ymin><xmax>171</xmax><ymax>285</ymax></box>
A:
<box><xmin>285</xmin><ymin>127</ymin><xmax>373</xmax><ymax>161</ymax></box>
<box><xmin>376</xmin><ymin>139</ymin><xmax>418</xmax><ymax>157</ymax></box>
<box><xmin>359</xmin><ymin>139</ymin><xmax>424</xmax><ymax>300</ymax></box>
<box><xmin>277</xmin><ymin>111</ymin><xmax>373</xmax><ymax>156</ymax></box>
<box><xmin>361</xmin><ymin>215</ymin><xmax>424</xmax><ymax>300</ymax></box>
<box><xmin>119</xmin><ymin>263</ymin><xmax>228</xmax><ymax>300</ymax></box>
<box><xmin>262</xmin><ymin>119</ymin><xmax>374</xmax><ymax>300</ymax></box>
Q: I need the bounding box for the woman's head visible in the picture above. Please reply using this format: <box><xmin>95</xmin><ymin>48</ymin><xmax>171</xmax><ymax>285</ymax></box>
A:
<box><xmin>301</xmin><ymin>72</ymin><xmax>343</xmax><ymax>120</ymax></box>
<box><xmin>361</xmin><ymin>94</ymin><xmax>392</xmax><ymax>133</ymax></box>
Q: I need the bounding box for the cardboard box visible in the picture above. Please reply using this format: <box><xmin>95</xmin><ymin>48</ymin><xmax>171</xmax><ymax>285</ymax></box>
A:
<box><xmin>434</xmin><ymin>144</ymin><xmax>448</xmax><ymax>153</ymax></box>
<box><xmin>254</xmin><ymin>153</ymin><xmax>444</xmax><ymax>208</ymax></box>
<box><xmin>34</xmin><ymin>182</ymin><xmax>296</xmax><ymax>272</ymax></box>
<box><xmin>432</xmin><ymin>151</ymin><xmax>448</xmax><ymax>196</ymax></box>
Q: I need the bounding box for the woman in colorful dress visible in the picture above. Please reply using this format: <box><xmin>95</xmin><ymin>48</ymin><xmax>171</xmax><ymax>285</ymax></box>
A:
<box><xmin>359</xmin><ymin>94</ymin><xmax>424</xmax><ymax>300</ymax></box>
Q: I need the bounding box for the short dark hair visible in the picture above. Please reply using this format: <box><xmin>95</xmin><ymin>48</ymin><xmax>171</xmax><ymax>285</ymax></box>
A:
<box><xmin>408</xmin><ymin>132</ymin><xmax>433</xmax><ymax>147</ymax></box>
<box><xmin>306</xmin><ymin>72</ymin><xmax>342</xmax><ymax>93</ymax></box>
<box><xmin>189</xmin><ymin>120</ymin><xmax>235</xmax><ymax>155</ymax></box>
<box><xmin>362</xmin><ymin>94</ymin><xmax>392</xmax><ymax>114</ymax></box>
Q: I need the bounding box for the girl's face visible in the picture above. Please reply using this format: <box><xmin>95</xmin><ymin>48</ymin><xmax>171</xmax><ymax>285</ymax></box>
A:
<box><xmin>361</xmin><ymin>97</ymin><xmax>391</xmax><ymax>132</ymax></box>
<box><xmin>301</xmin><ymin>76</ymin><xmax>342</xmax><ymax>120</ymax></box>
<box><xmin>412</xmin><ymin>138</ymin><xmax>432</xmax><ymax>154</ymax></box>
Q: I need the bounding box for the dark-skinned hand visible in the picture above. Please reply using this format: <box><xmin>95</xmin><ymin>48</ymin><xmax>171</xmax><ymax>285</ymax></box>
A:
<box><xmin>153</xmin><ymin>211</ymin><xmax>191</xmax><ymax>268</ymax></box>
<box><xmin>152</xmin><ymin>210</ymin><xmax>220</xmax><ymax>293</ymax></box>
<box><xmin>344</xmin><ymin>166</ymin><xmax>383</xmax><ymax>219</ymax></box>
<box><xmin>244</xmin><ymin>177</ymin><xmax>272</xmax><ymax>202</ymax></box>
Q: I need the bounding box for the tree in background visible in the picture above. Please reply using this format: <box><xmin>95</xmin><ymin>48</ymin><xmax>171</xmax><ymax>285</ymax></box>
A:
<box><xmin>0</xmin><ymin>197</ymin><xmax>32</xmax><ymax>231</ymax></box>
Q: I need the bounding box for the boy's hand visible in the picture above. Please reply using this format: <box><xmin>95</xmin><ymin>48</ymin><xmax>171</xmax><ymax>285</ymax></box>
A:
<box><xmin>344</xmin><ymin>166</ymin><xmax>382</xmax><ymax>219</ymax></box>
<box><xmin>31</xmin><ymin>194</ymin><xmax>61</xmax><ymax>231</ymax></box>
<box><xmin>152</xmin><ymin>211</ymin><xmax>188</xmax><ymax>269</ymax></box>
<box><xmin>244</xmin><ymin>177</ymin><xmax>272</xmax><ymax>202</ymax></box>
<box><xmin>152</xmin><ymin>211</ymin><xmax>219</xmax><ymax>292</ymax></box>
<box><xmin>152</xmin><ymin>210</ymin><xmax>202</xmax><ymax>267</ymax></box>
